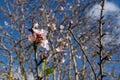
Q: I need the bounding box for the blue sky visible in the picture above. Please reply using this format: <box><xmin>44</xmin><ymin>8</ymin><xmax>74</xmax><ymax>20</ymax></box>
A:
<box><xmin>0</xmin><ymin>0</ymin><xmax>120</xmax><ymax>79</ymax></box>
<box><xmin>108</xmin><ymin>0</ymin><xmax>120</xmax><ymax>6</ymax></box>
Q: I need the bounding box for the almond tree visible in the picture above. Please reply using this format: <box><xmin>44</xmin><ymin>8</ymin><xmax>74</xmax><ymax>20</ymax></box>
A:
<box><xmin>0</xmin><ymin>0</ymin><xmax>120</xmax><ymax>80</ymax></box>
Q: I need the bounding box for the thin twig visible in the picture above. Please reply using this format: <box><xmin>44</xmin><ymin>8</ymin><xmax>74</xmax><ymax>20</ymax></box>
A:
<box><xmin>98</xmin><ymin>0</ymin><xmax>106</xmax><ymax>80</ymax></box>
<box><xmin>68</xmin><ymin>28</ymin><xmax>97</xmax><ymax>80</ymax></box>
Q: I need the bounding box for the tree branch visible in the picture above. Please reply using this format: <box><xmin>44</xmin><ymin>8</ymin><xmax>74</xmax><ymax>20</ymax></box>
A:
<box><xmin>68</xmin><ymin>28</ymin><xmax>97</xmax><ymax>80</ymax></box>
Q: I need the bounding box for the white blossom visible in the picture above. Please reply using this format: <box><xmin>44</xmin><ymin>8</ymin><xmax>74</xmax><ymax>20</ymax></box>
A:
<box><xmin>70</xmin><ymin>6</ymin><xmax>72</xmax><ymax>9</ymax></box>
<box><xmin>56</xmin><ymin>47</ymin><xmax>65</xmax><ymax>52</ymax></box>
<box><xmin>39</xmin><ymin>29</ymin><xmax>48</xmax><ymax>38</ymax></box>
<box><xmin>33</xmin><ymin>23</ymin><xmax>39</xmax><ymax>28</ymax></box>
<box><xmin>56</xmin><ymin>47</ymin><xmax>62</xmax><ymax>52</ymax></box>
<box><xmin>41</xmin><ymin>39</ymin><xmax>50</xmax><ymax>51</ymax></box>
<box><xmin>60</xmin><ymin>25</ymin><xmax>64</xmax><ymax>30</ymax></box>
<box><xmin>76</xmin><ymin>55</ymin><xmax>81</xmax><ymax>59</ymax></box>
<box><xmin>40</xmin><ymin>8</ymin><xmax>44</xmax><ymax>11</ymax></box>
<box><xmin>52</xmin><ymin>23</ymin><xmax>56</xmax><ymax>30</ymax></box>
<box><xmin>47</xmin><ymin>23</ymin><xmax>56</xmax><ymax>30</ymax></box>
<box><xmin>59</xmin><ymin>6</ymin><xmax>64</xmax><ymax>11</ymax></box>
<box><xmin>4</xmin><ymin>21</ymin><xmax>8</xmax><ymax>26</ymax></box>
<box><xmin>32</xmin><ymin>28</ymin><xmax>48</xmax><ymax>38</ymax></box>
<box><xmin>61</xmin><ymin>57</ymin><xmax>65</xmax><ymax>63</ymax></box>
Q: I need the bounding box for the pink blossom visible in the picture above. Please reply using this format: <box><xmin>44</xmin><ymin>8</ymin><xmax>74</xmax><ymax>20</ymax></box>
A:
<box><xmin>28</xmin><ymin>35</ymin><xmax>36</xmax><ymax>42</ymax></box>
<box><xmin>28</xmin><ymin>28</ymin><xmax>49</xmax><ymax>50</ymax></box>
<box><xmin>70</xmin><ymin>20</ymin><xmax>73</xmax><ymax>25</ymax></box>
<box><xmin>28</xmin><ymin>33</ymin><xmax>43</xmax><ymax>43</ymax></box>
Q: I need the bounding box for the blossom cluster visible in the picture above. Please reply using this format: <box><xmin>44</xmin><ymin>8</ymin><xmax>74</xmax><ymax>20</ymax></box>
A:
<box><xmin>28</xmin><ymin>23</ymin><xmax>49</xmax><ymax>50</ymax></box>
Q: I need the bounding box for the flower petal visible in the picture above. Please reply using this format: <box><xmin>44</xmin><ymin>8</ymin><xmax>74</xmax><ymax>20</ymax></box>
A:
<box><xmin>32</xmin><ymin>28</ymin><xmax>41</xmax><ymax>34</ymax></box>
<box><xmin>33</xmin><ymin>23</ymin><xmax>39</xmax><ymax>28</ymax></box>
<box><xmin>41</xmin><ymin>40</ymin><xmax>49</xmax><ymax>50</ymax></box>
<box><xmin>28</xmin><ymin>35</ymin><xmax>36</xmax><ymax>42</ymax></box>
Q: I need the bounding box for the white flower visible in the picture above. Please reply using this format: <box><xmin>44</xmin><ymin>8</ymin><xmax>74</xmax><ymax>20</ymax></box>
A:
<box><xmin>47</xmin><ymin>23</ymin><xmax>56</xmax><ymax>30</ymax></box>
<box><xmin>40</xmin><ymin>8</ymin><xmax>44</xmax><ymax>11</ymax></box>
<box><xmin>4</xmin><ymin>21</ymin><xmax>8</xmax><ymax>26</ymax></box>
<box><xmin>56</xmin><ymin>47</ymin><xmax>65</xmax><ymax>52</ymax></box>
<box><xmin>60</xmin><ymin>25</ymin><xmax>64</xmax><ymax>30</ymax></box>
<box><xmin>39</xmin><ymin>29</ymin><xmax>48</xmax><ymax>38</ymax></box>
<box><xmin>76</xmin><ymin>55</ymin><xmax>81</xmax><ymax>59</ymax></box>
<box><xmin>38</xmin><ymin>29</ymin><xmax>49</xmax><ymax>50</ymax></box>
<box><xmin>41</xmin><ymin>39</ymin><xmax>49</xmax><ymax>50</ymax></box>
<box><xmin>56</xmin><ymin>47</ymin><xmax>61</xmax><ymax>52</ymax></box>
<box><xmin>33</xmin><ymin>23</ymin><xmax>39</xmax><ymax>28</ymax></box>
<box><xmin>66</xmin><ymin>43</ymin><xmax>69</xmax><ymax>47</ymax></box>
<box><xmin>32</xmin><ymin>28</ymin><xmax>40</xmax><ymax>34</ymax></box>
<box><xmin>52</xmin><ymin>23</ymin><xmax>56</xmax><ymax>30</ymax></box>
<box><xmin>70</xmin><ymin>20</ymin><xmax>73</xmax><ymax>25</ymax></box>
<box><xmin>61</xmin><ymin>57</ymin><xmax>65</xmax><ymax>63</ymax></box>
<box><xmin>32</xmin><ymin>28</ymin><xmax>48</xmax><ymax>37</ymax></box>
<box><xmin>70</xmin><ymin>6</ymin><xmax>72</xmax><ymax>9</ymax></box>
<box><xmin>59</xmin><ymin>6</ymin><xmax>64</xmax><ymax>11</ymax></box>
<box><xmin>47</xmin><ymin>23</ymin><xmax>51</xmax><ymax>27</ymax></box>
